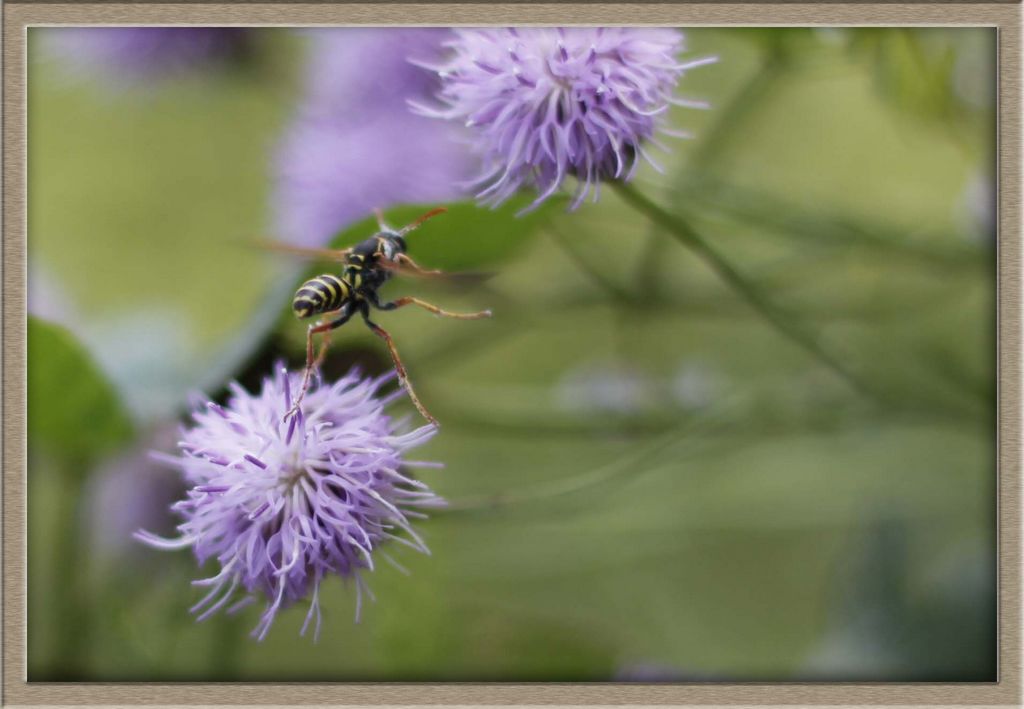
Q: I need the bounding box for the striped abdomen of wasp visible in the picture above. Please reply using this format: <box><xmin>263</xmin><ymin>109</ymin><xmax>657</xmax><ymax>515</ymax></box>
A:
<box><xmin>283</xmin><ymin>207</ymin><xmax>492</xmax><ymax>425</ymax></box>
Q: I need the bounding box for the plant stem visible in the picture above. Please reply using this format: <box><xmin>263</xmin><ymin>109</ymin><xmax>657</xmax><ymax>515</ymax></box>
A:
<box><xmin>446</xmin><ymin>411</ymin><xmax>722</xmax><ymax>513</ymax></box>
<box><xmin>444</xmin><ymin>395</ymin><xmax>979</xmax><ymax>514</ymax></box>
<box><xmin>50</xmin><ymin>467</ymin><xmax>90</xmax><ymax>679</ymax></box>
<box><xmin>209</xmin><ymin>613</ymin><xmax>245</xmax><ymax>679</ymax></box>
<box><xmin>687</xmin><ymin>47</ymin><xmax>790</xmax><ymax>171</ymax></box>
<box><xmin>612</xmin><ymin>180</ymin><xmax>878</xmax><ymax>403</ymax></box>
<box><xmin>546</xmin><ymin>225</ymin><xmax>636</xmax><ymax>304</ymax></box>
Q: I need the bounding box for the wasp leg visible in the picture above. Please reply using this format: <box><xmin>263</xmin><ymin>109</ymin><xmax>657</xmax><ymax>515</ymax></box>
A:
<box><xmin>394</xmin><ymin>253</ymin><xmax>445</xmax><ymax>278</ymax></box>
<box><xmin>360</xmin><ymin>305</ymin><xmax>438</xmax><ymax>426</ymax></box>
<box><xmin>369</xmin><ymin>291</ymin><xmax>493</xmax><ymax>320</ymax></box>
<box><xmin>373</xmin><ymin>207</ymin><xmax>389</xmax><ymax>231</ymax></box>
<box><xmin>284</xmin><ymin>304</ymin><xmax>354</xmax><ymax>421</ymax></box>
<box><xmin>313</xmin><ymin>326</ymin><xmax>333</xmax><ymax>369</ymax></box>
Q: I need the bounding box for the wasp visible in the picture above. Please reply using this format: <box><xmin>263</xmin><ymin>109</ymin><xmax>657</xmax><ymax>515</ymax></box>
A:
<box><xmin>269</xmin><ymin>207</ymin><xmax>492</xmax><ymax>425</ymax></box>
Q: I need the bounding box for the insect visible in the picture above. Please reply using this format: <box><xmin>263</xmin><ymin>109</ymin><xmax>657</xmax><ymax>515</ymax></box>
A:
<box><xmin>272</xmin><ymin>207</ymin><xmax>492</xmax><ymax>425</ymax></box>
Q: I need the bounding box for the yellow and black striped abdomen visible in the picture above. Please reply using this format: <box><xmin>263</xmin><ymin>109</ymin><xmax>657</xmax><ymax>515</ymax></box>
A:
<box><xmin>292</xmin><ymin>274</ymin><xmax>351</xmax><ymax>319</ymax></box>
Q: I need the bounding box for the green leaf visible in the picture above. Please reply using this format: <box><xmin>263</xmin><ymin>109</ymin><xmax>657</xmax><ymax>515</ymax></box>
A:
<box><xmin>28</xmin><ymin>316</ymin><xmax>134</xmax><ymax>470</ymax></box>
<box><xmin>328</xmin><ymin>196</ymin><xmax>565</xmax><ymax>272</ymax></box>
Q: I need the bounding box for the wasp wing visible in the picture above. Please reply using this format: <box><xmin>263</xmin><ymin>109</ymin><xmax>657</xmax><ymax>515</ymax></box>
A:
<box><xmin>378</xmin><ymin>259</ymin><xmax>495</xmax><ymax>285</ymax></box>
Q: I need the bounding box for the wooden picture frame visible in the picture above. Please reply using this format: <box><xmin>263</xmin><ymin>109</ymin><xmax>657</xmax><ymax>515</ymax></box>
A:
<box><xmin>4</xmin><ymin>4</ymin><xmax>1019</xmax><ymax>706</ymax></box>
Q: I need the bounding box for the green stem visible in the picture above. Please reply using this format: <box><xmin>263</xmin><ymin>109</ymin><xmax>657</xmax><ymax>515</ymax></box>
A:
<box><xmin>627</xmin><ymin>46</ymin><xmax>792</xmax><ymax>363</ymax></box>
<box><xmin>446</xmin><ymin>411</ymin><xmax>723</xmax><ymax>513</ymax></box>
<box><xmin>687</xmin><ymin>48</ymin><xmax>790</xmax><ymax>172</ymax></box>
<box><xmin>209</xmin><ymin>612</ymin><xmax>246</xmax><ymax>679</ymax></box>
<box><xmin>546</xmin><ymin>225</ymin><xmax>640</xmax><ymax>361</ymax></box>
<box><xmin>50</xmin><ymin>468</ymin><xmax>90</xmax><ymax>679</ymax></box>
<box><xmin>632</xmin><ymin>226</ymin><xmax>672</xmax><ymax>302</ymax></box>
<box><xmin>444</xmin><ymin>398</ymin><xmax>980</xmax><ymax>514</ymax></box>
<box><xmin>612</xmin><ymin>180</ymin><xmax>878</xmax><ymax>403</ymax></box>
<box><xmin>546</xmin><ymin>226</ymin><xmax>635</xmax><ymax>304</ymax></box>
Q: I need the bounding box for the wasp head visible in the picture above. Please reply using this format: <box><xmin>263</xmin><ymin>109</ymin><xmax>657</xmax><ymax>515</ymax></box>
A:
<box><xmin>379</xmin><ymin>234</ymin><xmax>407</xmax><ymax>261</ymax></box>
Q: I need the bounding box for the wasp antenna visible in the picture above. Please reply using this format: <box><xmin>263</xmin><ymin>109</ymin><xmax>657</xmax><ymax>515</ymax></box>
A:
<box><xmin>400</xmin><ymin>207</ymin><xmax>448</xmax><ymax>236</ymax></box>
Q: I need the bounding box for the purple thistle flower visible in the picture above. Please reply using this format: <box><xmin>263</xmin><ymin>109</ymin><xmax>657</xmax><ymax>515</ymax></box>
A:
<box><xmin>135</xmin><ymin>366</ymin><xmax>444</xmax><ymax>641</ymax></box>
<box><xmin>39</xmin><ymin>27</ymin><xmax>251</xmax><ymax>84</ymax></box>
<box><xmin>414</xmin><ymin>28</ymin><xmax>716</xmax><ymax>210</ymax></box>
<box><xmin>274</xmin><ymin>29</ymin><xmax>473</xmax><ymax>247</ymax></box>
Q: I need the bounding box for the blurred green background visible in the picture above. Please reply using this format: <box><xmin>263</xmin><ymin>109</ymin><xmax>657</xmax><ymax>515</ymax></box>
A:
<box><xmin>27</xmin><ymin>27</ymin><xmax>995</xmax><ymax>681</ymax></box>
